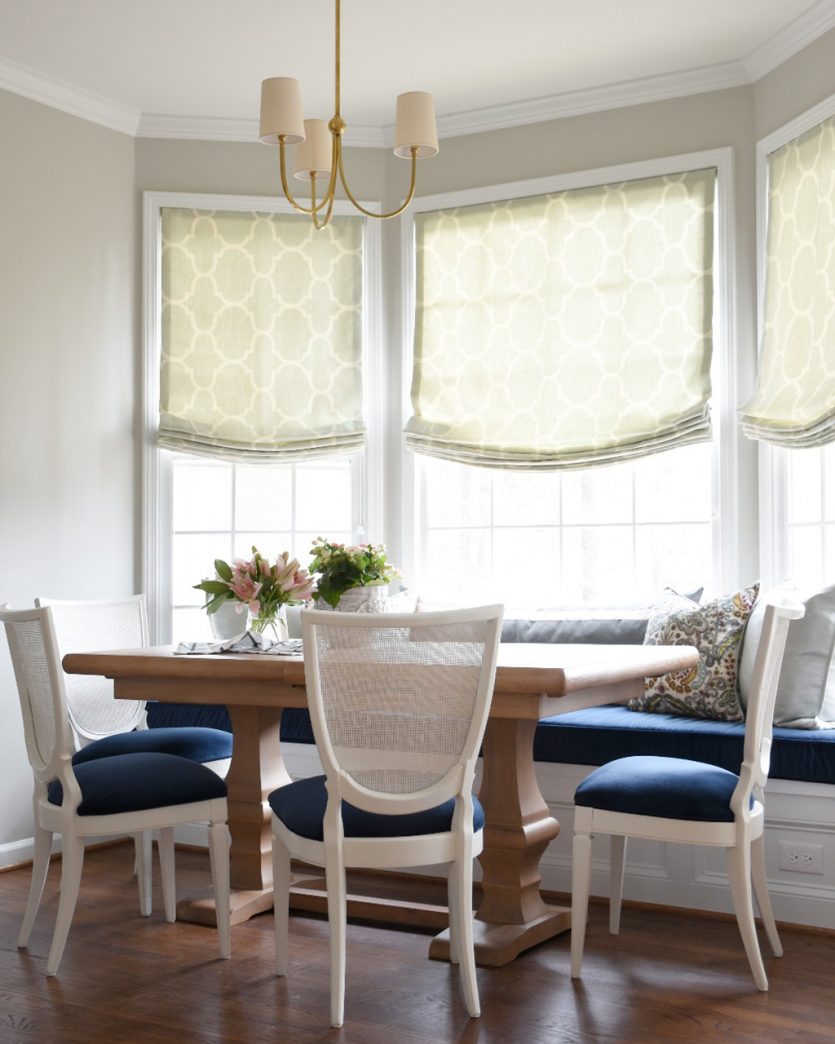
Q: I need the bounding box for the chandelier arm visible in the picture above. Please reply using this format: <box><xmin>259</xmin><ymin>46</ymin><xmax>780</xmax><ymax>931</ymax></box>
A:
<box><xmin>278</xmin><ymin>137</ymin><xmax>331</xmax><ymax>216</ymax></box>
<box><xmin>337</xmin><ymin>146</ymin><xmax>419</xmax><ymax>220</ymax></box>
<box><xmin>308</xmin><ymin>170</ymin><xmax>338</xmax><ymax>231</ymax></box>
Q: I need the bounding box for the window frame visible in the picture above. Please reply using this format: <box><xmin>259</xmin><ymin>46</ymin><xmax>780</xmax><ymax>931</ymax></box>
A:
<box><xmin>756</xmin><ymin>91</ymin><xmax>835</xmax><ymax>587</ymax></box>
<box><xmin>398</xmin><ymin>148</ymin><xmax>738</xmax><ymax>600</ymax></box>
<box><xmin>142</xmin><ymin>191</ymin><xmax>383</xmax><ymax>642</ymax></box>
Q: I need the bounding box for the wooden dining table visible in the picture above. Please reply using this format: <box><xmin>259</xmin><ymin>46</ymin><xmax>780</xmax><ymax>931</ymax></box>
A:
<box><xmin>63</xmin><ymin>640</ymin><xmax>697</xmax><ymax>967</ymax></box>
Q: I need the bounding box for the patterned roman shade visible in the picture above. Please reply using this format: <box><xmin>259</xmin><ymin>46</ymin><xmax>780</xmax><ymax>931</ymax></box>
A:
<box><xmin>159</xmin><ymin>208</ymin><xmax>364</xmax><ymax>462</ymax></box>
<box><xmin>405</xmin><ymin>169</ymin><xmax>716</xmax><ymax>469</ymax></box>
<box><xmin>741</xmin><ymin>116</ymin><xmax>835</xmax><ymax>448</ymax></box>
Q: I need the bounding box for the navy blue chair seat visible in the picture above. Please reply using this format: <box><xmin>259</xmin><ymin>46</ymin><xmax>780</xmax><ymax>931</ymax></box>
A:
<box><xmin>574</xmin><ymin>755</ymin><xmax>752</xmax><ymax>823</ymax></box>
<box><xmin>72</xmin><ymin>726</ymin><xmax>232</xmax><ymax>767</ymax></box>
<box><xmin>48</xmin><ymin>752</ymin><xmax>228</xmax><ymax>816</ymax></box>
<box><xmin>269</xmin><ymin>774</ymin><xmax>485</xmax><ymax>842</ymax></box>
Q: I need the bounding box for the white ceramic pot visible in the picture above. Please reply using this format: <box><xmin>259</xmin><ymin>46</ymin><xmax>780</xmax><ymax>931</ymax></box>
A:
<box><xmin>315</xmin><ymin>584</ymin><xmax>389</xmax><ymax>613</ymax></box>
<box><xmin>209</xmin><ymin>600</ymin><xmax>249</xmax><ymax>640</ymax></box>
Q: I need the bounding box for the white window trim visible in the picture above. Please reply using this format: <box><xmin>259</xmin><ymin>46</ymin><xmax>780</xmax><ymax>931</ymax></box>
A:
<box><xmin>142</xmin><ymin>191</ymin><xmax>383</xmax><ymax>643</ymax></box>
<box><xmin>756</xmin><ymin>91</ymin><xmax>835</xmax><ymax>588</ymax></box>
<box><xmin>398</xmin><ymin>148</ymin><xmax>738</xmax><ymax>597</ymax></box>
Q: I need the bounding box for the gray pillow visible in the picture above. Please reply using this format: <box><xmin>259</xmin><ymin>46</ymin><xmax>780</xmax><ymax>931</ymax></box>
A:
<box><xmin>739</xmin><ymin>584</ymin><xmax>835</xmax><ymax>729</ymax></box>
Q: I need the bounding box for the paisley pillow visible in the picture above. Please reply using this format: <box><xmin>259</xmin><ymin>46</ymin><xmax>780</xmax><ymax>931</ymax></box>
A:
<box><xmin>628</xmin><ymin>583</ymin><xmax>760</xmax><ymax>721</ymax></box>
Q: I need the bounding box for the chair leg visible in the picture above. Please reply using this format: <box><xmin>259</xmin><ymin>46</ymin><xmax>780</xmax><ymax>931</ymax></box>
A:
<box><xmin>19</xmin><ymin>823</ymin><xmax>53</xmax><ymax>948</ymax></box>
<box><xmin>751</xmin><ymin>834</ymin><xmax>782</xmax><ymax>958</ymax></box>
<box><xmin>158</xmin><ymin>827</ymin><xmax>176</xmax><ymax>924</ymax></box>
<box><xmin>447</xmin><ymin>863</ymin><xmax>460</xmax><ymax>965</ymax></box>
<box><xmin>451</xmin><ymin>855</ymin><xmax>480</xmax><ymax>1017</ymax></box>
<box><xmin>272</xmin><ymin>830</ymin><xmax>291</xmax><ymax>976</ymax></box>
<box><xmin>208</xmin><ymin>821</ymin><xmax>231</xmax><ymax>960</ymax></box>
<box><xmin>136</xmin><ymin>831</ymin><xmax>153</xmax><ymax>917</ymax></box>
<box><xmin>325</xmin><ymin>855</ymin><xmax>347</xmax><ymax>1028</ymax></box>
<box><xmin>571</xmin><ymin>826</ymin><xmax>593</xmax><ymax>979</ymax></box>
<box><xmin>609</xmin><ymin>834</ymin><xmax>627</xmax><ymax>935</ymax></box>
<box><xmin>46</xmin><ymin>834</ymin><xmax>85</xmax><ymax>976</ymax></box>
<box><xmin>727</xmin><ymin>843</ymin><xmax>768</xmax><ymax>991</ymax></box>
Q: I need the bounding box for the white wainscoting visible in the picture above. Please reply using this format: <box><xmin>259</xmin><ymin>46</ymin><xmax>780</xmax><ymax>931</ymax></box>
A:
<box><xmin>6</xmin><ymin>743</ymin><xmax>833</xmax><ymax>932</ymax></box>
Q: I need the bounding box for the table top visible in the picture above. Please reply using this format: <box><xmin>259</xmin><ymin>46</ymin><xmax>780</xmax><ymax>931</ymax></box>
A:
<box><xmin>63</xmin><ymin>642</ymin><xmax>698</xmax><ymax>720</ymax></box>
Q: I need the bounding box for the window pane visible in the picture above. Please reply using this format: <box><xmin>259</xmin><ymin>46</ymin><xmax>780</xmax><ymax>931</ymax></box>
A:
<box><xmin>295</xmin><ymin>462</ymin><xmax>352</xmax><ymax>532</ymax></box>
<box><xmin>787</xmin><ymin>448</ymin><xmax>822</xmax><ymax>524</ymax></box>
<box><xmin>493</xmin><ymin>472</ymin><xmax>560</xmax><ymax>526</ymax></box>
<box><xmin>236</xmin><ymin>466</ymin><xmax>293</xmax><ymax>531</ymax></box>
<box><xmin>423</xmin><ymin>458</ymin><xmax>491</xmax><ymax>527</ymax></box>
<box><xmin>562</xmin><ymin>466</ymin><xmax>632</xmax><ymax>525</ymax></box>
<box><xmin>634</xmin><ymin>444</ymin><xmax>712</xmax><ymax>523</ymax></box>
<box><xmin>174</xmin><ymin>533</ymin><xmax>230</xmax><ymax>607</ymax></box>
<box><xmin>422</xmin><ymin>529</ymin><xmax>491</xmax><ymax>605</ymax></box>
<box><xmin>234</xmin><ymin>533</ymin><xmax>294</xmax><ymax>560</ymax></box>
<box><xmin>824</xmin><ymin>444</ymin><xmax>835</xmax><ymax>522</ymax></box>
<box><xmin>788</xmin><ymin>525</ymin><xmax>824</xmax><ymax>590</ymax></box>
<box><xmin>561</xmin><ymin>527</ymin><xmax>634</xmax><ymax>604</ymax></box>
<box><xmin>173</xmin><ymin>459</ymin><xmax>232</xmax><ymax>531</ymax></box>
<box><xmin>634</xmin><ymin>524</ymin><xmax>711</xmax><ymax>601</ymax></box>
<box><xmin>173</xmin><ymin>606</ymin><xmax>212</xmax><ymax>644</ymax></box>
<box><xmin>493</xmin><ymin>527</ymin><xmax>560</xmax><ymax>606</ymax></box>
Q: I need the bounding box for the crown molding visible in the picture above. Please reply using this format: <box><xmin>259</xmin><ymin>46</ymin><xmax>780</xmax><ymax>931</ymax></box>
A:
<box><xmin>136</xmin><ymin>112</ymin><xmax>386</xmax><ymax>147</ymax></box>
<box><xmin>2</xmin><ymin>3</ymin><xmax>835</xmax><ymax>145</ymax></box>
<box><xmin>0</xmin><ymin>56</ymin><xmax>139</xmax><ymax>136</ymax></box>
<box><xmin>743</xmin><ymin>0</ymin><xmax>835</xmax><ymax>82</ymax></box>
<box><xmin>420</xmin><ymin>61</ymin><xmax>750</xmax><ymax>143</ymax></box>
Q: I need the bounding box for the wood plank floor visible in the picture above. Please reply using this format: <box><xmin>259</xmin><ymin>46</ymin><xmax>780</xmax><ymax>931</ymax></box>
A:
<box><xmin>1</xmin><ymin>843</ymin><xmax>833</xmax><ymax>1043</ymax></box>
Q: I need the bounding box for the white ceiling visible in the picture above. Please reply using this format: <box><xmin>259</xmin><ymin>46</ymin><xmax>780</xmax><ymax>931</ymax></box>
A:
<box><xmin>1</xmin><ymin>0</ymin><xmax>834</xmax><ymax>142</ymax></box>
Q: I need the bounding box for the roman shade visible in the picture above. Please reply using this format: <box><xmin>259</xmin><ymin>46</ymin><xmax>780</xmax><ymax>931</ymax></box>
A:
<box><xmin>158</xmin><ymin>208</ymin><xmax>364</xmax><ymax>462</ymax></box>
<box><xmin>741</xmin><ymin>115</ymin><xmax>835</xmax><ymax>447</ymax></box>
<box><xmin>405</xmin><ymin>168</ymin><xmax>716</xmax><ymax>470</ymax></box>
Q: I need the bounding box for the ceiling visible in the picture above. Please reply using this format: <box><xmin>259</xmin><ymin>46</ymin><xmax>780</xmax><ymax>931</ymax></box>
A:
<box><xmin>1</xmin><ymin>0</ymin><xmax>834</xmax><ymax>142</ymax></box>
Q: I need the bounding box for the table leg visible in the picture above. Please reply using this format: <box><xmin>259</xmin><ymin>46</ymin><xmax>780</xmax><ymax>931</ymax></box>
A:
<box><xmin>176</xmin><ymin>704</ymin><xmax>290</xmax><ymax>926</ymax></box>
<box><xmin>428</xmin><ymin>717</ymin><xmax>568</xmax><ymax>967</ymax></box>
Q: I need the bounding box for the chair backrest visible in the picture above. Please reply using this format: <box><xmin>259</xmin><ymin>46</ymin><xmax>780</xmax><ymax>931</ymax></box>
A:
<box><xmin>302</xmin><ymin>605</ymin><xmax>503</xmax><ymax>817</ymax></box>
<box><xmin>35</xmin><ymin>596</ymin><xmax>148</xmax><ymax>742</ymax></box>
<box><xmin>731</xmin><ymin>595</ymin><xmax>805</xmax><ymax>820</ymax></box>
<box><xmin>0</xmin><ymin>606</ymin><xmax>77</xmax><ymax>792</ymax></box>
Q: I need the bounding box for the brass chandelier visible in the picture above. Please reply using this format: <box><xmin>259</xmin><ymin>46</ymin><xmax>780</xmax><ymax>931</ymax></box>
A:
<box><xmin>259</xmin><ymin>0</ymin><xmax>438</xmax><ymax>230</ymax></box>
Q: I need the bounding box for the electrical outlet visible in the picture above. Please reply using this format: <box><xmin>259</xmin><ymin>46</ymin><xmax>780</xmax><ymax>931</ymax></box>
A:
<box><xmin>778</xmin><ymin>841</ymin><xmax>824</xmax><ymax>875</ymax></box>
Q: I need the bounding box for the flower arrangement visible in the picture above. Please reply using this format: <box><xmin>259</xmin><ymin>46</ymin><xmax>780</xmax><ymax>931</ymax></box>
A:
<box><xmin>194</xmin><ymin>547</ymin><xmax>314</xmax><ymax>634</ymax></box>
<box><xmin>309</xmin><ymin>538</ymin><xmax>399</xmax><ymax>609</ymax></box>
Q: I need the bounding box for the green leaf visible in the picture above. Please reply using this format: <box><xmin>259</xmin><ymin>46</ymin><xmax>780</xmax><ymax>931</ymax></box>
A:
<box><xmin>214</xmin><ymin>559</ymin><xmax>233</xmax><ymax>581</ymax></box>
<box><xmin>194</xmin><ymin>579</ymin><xmax>230</xmax><ymax>595</ymax></box>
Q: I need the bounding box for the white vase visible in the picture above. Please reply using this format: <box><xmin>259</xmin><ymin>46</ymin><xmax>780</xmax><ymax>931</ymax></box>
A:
<box><xmin>315</xmin><ymin>584</ymin><xmax>389</xmax><ymax>613</ymax></box>
<box><xmin>209</xmin><ymin>600</ymin><xmax>249</xmax><ymax>640</ymax></box>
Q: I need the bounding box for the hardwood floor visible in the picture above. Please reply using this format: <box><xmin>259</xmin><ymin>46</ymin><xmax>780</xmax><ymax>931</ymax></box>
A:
<box><xmin>1</xmin><ymin>843</ymin><xmax>833</xmax><ymax>1043</ymax></box>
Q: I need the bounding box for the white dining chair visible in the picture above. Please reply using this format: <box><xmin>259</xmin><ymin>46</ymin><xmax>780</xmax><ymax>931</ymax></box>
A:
<box><xmin>270</xmin><ymin>604</ymin><xmax>503</xmax><ymax>1027</ymax></box>
<box><xmin>36</xmin><ymin>595</ymin><xmax>233</xmax><ymax>913</ymax></box>
<box><xmin>1</xmin><ymin>605</ymin><xmax>232</xmax><ymax>976</ymax></box>
<box><xmin>570</xmin><ymin>594</ymin><xmax>804</xmax><ymax>991</ymax></box>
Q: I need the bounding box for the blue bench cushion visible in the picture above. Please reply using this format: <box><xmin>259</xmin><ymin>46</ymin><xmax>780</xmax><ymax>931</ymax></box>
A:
<box><xmin>48</xmin><ymin>752</ymin><xmax>228</xmax><ymax>815</ymax></box>
<box><xmin>148</xmin><ymin>702</ymin><xmax>835</xmax><ymax>787</ymax></box>
<box><xmin>269</xmin><ymin>774</ymin><xmax>485</xmax><ymax>841</ymax></box>
<box><xmin>575</xmin><ymin>755</ymin><xmax>746</xmax><ymax>821</ymax></box>
<box><xmin>534</xmin><ymin>705</ymin><xmax>835</xmax><ymax>785</ymax></box>
<box><xmin>72</xmin><ymin>726</ymin><xmax>233</xmax><ymax>766</ymax></box>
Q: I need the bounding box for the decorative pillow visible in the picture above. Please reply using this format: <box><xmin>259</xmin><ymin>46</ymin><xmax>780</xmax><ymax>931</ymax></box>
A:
<box><xmin>739</xmin><ymin>583</ymin><xmax>835</xmax><ymax>729</ymax></box>
<box><xmin>628</xmin><ymin>584</ymin><xmax>760</xmax><ymax>721</ymax></box>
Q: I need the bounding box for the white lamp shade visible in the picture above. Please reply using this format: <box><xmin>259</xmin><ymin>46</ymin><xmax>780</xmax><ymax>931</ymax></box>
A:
<box><xmin>293</xmin><ymin>119</ymin><xmax>333</xmax><ymax>181</ymax></box>
<box><xmin>259</xmin><ymin>77</ymin><xmax>305</xmax><ymax>144</ymax></box>
<box><xmin>394</xmin><ymin>91</ymin><xmax>439</xmax><ymax>159</ymax></box>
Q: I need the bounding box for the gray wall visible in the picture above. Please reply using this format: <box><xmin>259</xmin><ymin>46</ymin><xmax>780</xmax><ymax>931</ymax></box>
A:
<box><xmin>0</xmin><ymin>91</ymin><xmax>136</xmax><ymax>846</ymax></box>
